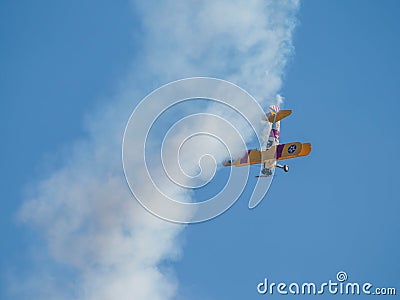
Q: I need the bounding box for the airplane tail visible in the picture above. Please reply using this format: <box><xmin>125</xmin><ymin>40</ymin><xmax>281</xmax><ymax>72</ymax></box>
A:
<box><xmin>265</xmin><ymin>108</ymin><xmax>292</xmax><ymax>123</ymax></box>
<box><xmin>261</xmin><ymin>106</ymin><xmax>293</xmax><ymax>150</ymax></box>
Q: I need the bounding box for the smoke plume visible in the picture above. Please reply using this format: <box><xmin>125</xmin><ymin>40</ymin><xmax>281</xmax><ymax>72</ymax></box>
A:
<box><xmin>16</xmin><ymin>1</ymin><xmax>299</xmax><ymax>299</ymax></box>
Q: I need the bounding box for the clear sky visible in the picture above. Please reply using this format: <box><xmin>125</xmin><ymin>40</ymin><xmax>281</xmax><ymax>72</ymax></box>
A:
<box><xmin>1</xmin><ymin>1</ymin><xmax>399</xmax><ymax>299</ymax></box>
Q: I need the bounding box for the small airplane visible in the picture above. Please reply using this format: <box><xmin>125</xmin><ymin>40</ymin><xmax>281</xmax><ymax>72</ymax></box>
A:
<box><xmin>223</xmin><ymin>105</ymin><xmax>311</xmax><ymax>177</ymax></box>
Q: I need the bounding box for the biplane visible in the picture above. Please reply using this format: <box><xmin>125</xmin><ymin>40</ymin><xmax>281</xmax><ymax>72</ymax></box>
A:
<box><xmin>223</xmin><ymin>105</ymin><xmax>311</xmax><ymax>177</ymax></box>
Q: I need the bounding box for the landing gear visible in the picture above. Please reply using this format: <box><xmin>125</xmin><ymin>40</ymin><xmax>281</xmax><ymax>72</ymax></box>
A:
<box><xmin>276</xmin><ymin>164</ymin><xmax>289</xmax><ymax>172</ymax></box>
<box><xmin>261</xmin><ymin>168</ymin><xmax>273</xmax><ymax>176</ymax></box>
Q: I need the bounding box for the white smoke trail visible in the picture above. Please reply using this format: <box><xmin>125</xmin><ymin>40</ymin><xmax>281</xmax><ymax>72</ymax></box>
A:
<box><xmin>16</xmin><ymin>1</ymin><xmax>299</xmax><ymax>299</ymax></box>
<box><xmin>134</xmin><ymin>0</ymin><xmax>298</xmax><ymax>101</ymax></box>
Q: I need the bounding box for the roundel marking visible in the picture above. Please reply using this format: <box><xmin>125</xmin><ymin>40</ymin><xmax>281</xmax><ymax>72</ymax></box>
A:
<box><xmin>288</xmin><ymin>144</ymin><xmax>297</xmax><ymax>154</ymax></box>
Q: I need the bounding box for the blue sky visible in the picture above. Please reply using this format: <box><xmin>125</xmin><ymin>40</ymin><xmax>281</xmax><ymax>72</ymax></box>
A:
<box><xmin>1</xmin><ymin>1</ymin><xmax>399</xmax><ymax>299</ymax></box>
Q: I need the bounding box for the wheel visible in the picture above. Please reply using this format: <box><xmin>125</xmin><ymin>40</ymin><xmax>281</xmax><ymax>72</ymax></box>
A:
<box><xmin>283</xmin><ymin>165</ymin><xmax>289</xmax><ymax>172</ymax></box>
<box><xmin>261</xmin><ymin>168</ymin><xmax>272</xmax><ymax>176</ymax></box>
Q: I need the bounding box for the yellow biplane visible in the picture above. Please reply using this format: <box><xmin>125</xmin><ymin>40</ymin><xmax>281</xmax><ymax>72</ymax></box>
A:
<box><xmin>224</xmin><ymin>105</ymin><xmax>311</xmax><ymax>177</ymax></box>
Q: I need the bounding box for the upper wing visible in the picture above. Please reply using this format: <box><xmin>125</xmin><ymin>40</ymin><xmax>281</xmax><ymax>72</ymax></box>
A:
<box><xmin>276</xmin><ymin>142</ymin><xmax>312</xmax><ymax>160</ymax></box>
<box><xmin>223</xmin><ymin>148</ymin><xmax>271</xmax><ymax>167</ymax></box>
<box><xmin>223</xmin><ymin>142</ymin><xmax>311</xmax><ymax>167</ymax></box>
